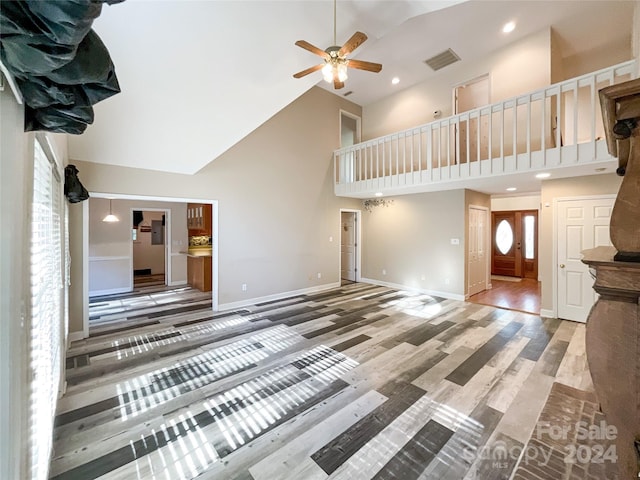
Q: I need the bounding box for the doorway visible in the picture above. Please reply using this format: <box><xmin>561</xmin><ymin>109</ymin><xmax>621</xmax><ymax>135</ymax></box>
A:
<box><xmin>340</xmin><ymin>111</ymin><xmax>361</xmax><ymax>183</ymax></box>
<box><xmin>454</xmin><ymin>74</ymin><xmax>490</xmax><ymax>164</ymax></box>
<box><xmin>132</xmin><ymin>210</ymin><xmax>168</xmax><ymax>288</ymax></box>
<box><xmin>555</xmin><ymin>195</ymin><xmax>615</xmax><ymax>322</ymax></box>
<box><xmin>468</xmin><ymin>205</ymin><xmax>489</xmax><ymax>296</ymax></box>
<box><xmin>340</xmin><ymin>210</ymin><xmax>360</xmax><ymax>284</ymax></box>
<box><xmin>491</xmin><ymin>210</ymin><xmax>538</xmax><ymax>279</ymax></box>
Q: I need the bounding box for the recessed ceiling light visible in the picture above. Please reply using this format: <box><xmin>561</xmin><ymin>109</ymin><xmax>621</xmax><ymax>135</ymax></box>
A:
<box><xmin>502</xmin><ymin>21</ymin><xmax>516</xmax><ymax>33</ymax></box>
<box><xmin>536</xmin><ymin>172</ymin><xmax>551</xmax><ymax>179</ymax></box>
<box><xmin>506</xmin><ymin>187</ymin><xmax>517</xmax><ymax>191</ymax></box>
<box><xmin>375</xmin><ymin>192</ymin><xmax>383</xmax><ymax>197</ymax></box>
<box><xmin>391</xmin><ymin>77</ymin><xmax>400</xmax><ymax>85</ymax></box>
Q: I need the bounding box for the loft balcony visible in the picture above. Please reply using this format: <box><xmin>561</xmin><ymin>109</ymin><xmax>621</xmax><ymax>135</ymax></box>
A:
<box><xmin>333</xmin><ymin>60</ymin><xmax>637</xmax><ymax>198</ymax></box>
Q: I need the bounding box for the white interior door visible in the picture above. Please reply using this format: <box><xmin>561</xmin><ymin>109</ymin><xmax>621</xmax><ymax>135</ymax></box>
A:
<box><xmin>468</xmin><ymin>206</ymin><xmax>488</xmax><ymax>296</ymax></box>
<box><xmin>557</xmin><ymin>196</ymin><xmax>615</xmax><ymax>322</ymax></box>
<box><xmin>341</xmin><ymin>211</ymin><xmax>356</xmax><ymax>282</ymax></box>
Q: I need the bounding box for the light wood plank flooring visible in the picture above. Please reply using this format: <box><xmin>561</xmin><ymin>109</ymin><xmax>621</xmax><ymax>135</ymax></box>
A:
<box><xmin>51</xmin><ymin>284</ymin><xmax>616</xmax><ymax>479</ymax></box>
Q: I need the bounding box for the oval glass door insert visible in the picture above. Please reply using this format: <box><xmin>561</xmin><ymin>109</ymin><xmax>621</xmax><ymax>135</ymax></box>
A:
<box><xmin>496</xmin><ymin>220</ymin><xmax>514</xmax><ymax>255</ymax></box>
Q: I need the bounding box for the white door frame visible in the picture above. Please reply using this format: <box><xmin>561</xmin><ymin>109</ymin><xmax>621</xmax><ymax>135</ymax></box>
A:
<box><xmin>129</xmin><ymin>207</ymin><xmax>171</xmax><ymax>289</ymax></box>
<box><xmin>339</xmin><ymin>208</ymin><xmax>361</xmax><ymax>283</ymax></box>
<box><xmin>467</xmin><ymin>204</ymin><xmax>490</xmax><ymax>298</ymax></box>
<box><xmin>82</xmin><ymin>193</ymin><xmax>219</xmax><ymax>339</ymax></box>
<box><xmin>552</xmin><ymin>194</ymin><xmax>616</xmax><ymax>320</ymax></box>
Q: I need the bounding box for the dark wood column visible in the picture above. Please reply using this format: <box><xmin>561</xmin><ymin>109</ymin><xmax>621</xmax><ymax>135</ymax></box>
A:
<box><xmin>581</xmin><ymin>247</ymin><xmax>640</xmax><ymax>479</ymax></box>
<box><xmin>581</xmin><ymin>78</ymin><xmax>640</xmax><ymax>479</ymax></box>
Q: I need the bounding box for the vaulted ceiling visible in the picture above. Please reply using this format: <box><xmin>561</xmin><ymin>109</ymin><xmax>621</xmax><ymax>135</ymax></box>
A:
<box><xmin>67</xmin><ymin>0</ymin><xmax>635</xmax><ymax>175</ymax></box>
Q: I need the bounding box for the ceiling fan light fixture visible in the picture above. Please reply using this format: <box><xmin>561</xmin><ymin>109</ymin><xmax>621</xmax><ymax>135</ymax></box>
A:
<box><xmin>322</xmin><ymin>61</ymin><xmax>348</xmax><ymax>83</ymax></box>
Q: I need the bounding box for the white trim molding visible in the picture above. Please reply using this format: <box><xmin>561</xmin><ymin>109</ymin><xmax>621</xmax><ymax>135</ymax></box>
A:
<box><xmin>360</xmin><ymin>277</ymin><xmax>466</xmax><ymax>301</ymax></box>
<box><xmin>89</xmin><ymin>287</ymin><xmax>130</xmax><ymax>297</ymax></box>
<box><xmin>67</xmin><ymin>331</ymin><xmax>85</xmax><ymax>344</ymax></box>
<box><xmin>540</xmin><ymin>309</ymin><xmax>555</xmax><ymax>318</ymax></box>
<box><xmin>218</xmin><ymin>282</ymin><xmax>341</xmax><ymax>311</ymax></box>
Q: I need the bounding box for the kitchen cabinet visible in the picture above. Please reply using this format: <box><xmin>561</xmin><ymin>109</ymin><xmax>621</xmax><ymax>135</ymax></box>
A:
<box><xmin>187</xmin><ymin>203</ymin><xmax>212</xmax><ymax>236</ymax></box>
<box><xmin>187</xmin><ymin>254</ymin><xmax>212</xmax><ymax>292</ymax></box>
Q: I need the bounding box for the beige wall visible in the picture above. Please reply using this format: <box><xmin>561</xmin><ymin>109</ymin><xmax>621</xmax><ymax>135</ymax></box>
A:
<box><xmin>361</xmin><ymin>190</ymin><xmax>466</xmax><ymax>298</ymax></box>
<box><xmin>70</xmin><ymin>87</ymin><xmax>362</xmax><ymax>312</ymax></box>
<box><xmin>491</xmin><ymin>195</ymin><xmax>541</xmax><ymax>211</ymax></box>
<box><xmin>0</xmin><ymin>87</ymin><xmax>69</xmax><ymax>479</ymax></box>
<box><xmin>464</xmin><ymin>189</ymin><xmax>491</xmax><ymax>295</ymax></box>
<box><xmin>539</xmin><ymin>173</ymin><xmax>622</xmax><ymax>312</ymax></box>
<box><xmin>363</xmin><ymin>29</ymin><xmax>552</xmax><ymax>141</ymax></box>
<box><xmin>561</xmin><ymin>36</ymin><xmax>632</xmax><ymax>80</ymax></box>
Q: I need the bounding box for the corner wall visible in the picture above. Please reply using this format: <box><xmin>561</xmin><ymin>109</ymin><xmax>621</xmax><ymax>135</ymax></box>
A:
<box><xmin>361</xmin><ymin>190</ymin><xmax>466</xmax><ymax>298</ymax></box>
<box><xmin>70</xmin><ymin>86</ymin><xmax>362</xmax><ymax>318</ymax></box>
<box><xmin>0</xmin><ymin>80</ymin><xmax>30</xmax><ymax>480</ymax></box>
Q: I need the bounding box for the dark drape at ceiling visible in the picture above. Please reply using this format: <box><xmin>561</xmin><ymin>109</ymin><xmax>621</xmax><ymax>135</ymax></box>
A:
<box><xmin>0</xmin><ymin>0</ymin><xmax>124</xmax><ymax>134</ymax></box>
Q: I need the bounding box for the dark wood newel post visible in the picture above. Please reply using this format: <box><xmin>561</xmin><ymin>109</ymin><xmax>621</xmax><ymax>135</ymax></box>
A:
<box><xmin>581</xmin><ymin>78</ymin><xmax>640</xmax><ymax>479</ymax></box>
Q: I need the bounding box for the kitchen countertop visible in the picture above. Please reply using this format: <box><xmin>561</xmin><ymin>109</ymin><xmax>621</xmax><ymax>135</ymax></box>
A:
<box><xmin>180</xmin><ymin>247</ymin><xmax>212</xmax><ymax>257</ymax></box>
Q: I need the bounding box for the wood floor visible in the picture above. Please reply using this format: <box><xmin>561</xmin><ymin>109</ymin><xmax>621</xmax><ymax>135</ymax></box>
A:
<box><xmin>468</xmin><ymin>278</ymin><xmax>541</xmax><ymax>315</ymax></box>
<box><xmin>51</xmin><ymin>283</ymin><xmax>616</xmax><ymax>479</ymax></box>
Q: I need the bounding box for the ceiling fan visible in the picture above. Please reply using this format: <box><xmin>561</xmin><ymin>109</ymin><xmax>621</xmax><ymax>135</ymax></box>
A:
<box><xmin>293</xmin><ymin>0</ymin><xmax>382</xmax><ymax>90</ymax></box>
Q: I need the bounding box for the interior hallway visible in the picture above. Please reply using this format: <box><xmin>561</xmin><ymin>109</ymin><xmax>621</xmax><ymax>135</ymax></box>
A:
<box><xmin>51</xmin><ymin>283</ymin><xmax>612</xmax><ymax>479</ymax></box>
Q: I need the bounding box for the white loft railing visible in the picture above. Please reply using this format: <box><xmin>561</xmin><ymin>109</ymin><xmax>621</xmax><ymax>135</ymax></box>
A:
<box><xmin>334</xmin><ymin>60</ymin><xmax>636</xmax><ymax>197</ymax></box>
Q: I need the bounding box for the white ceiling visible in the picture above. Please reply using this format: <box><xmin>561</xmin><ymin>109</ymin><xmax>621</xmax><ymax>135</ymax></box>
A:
<box><xmin>68</xmin><ymin>0</ymin><xmax>635</xmax><ymax>177</ymax></box>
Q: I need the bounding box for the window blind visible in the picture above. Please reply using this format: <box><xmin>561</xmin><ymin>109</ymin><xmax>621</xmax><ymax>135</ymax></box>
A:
<box><xmin>29</xmin><ymin>138</ymin><xmax>63</xmax><ymax>480</ymax></box>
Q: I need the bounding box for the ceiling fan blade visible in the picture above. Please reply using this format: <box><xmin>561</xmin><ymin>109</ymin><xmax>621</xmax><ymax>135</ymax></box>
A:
<box><xmin>338</xmin><ymin>31</ymin><xmax>367</xmax><ymax>57</ymax></box>
<box><xmin>295</xmin><ymin>40</ymin><xmax>329</xmax><ymax>59</ymax></box>
<box><xmin>293</xmin><ymin>64</ymin><xmax>324</xmax><ymax>79</ymax></box>
<box><xmin>333</xmin><ymin>69</ymin><xmax>344</xmax><ymax>90</ymax></box>
<box><xmin>347</xmin><ymin>59</ymin><xmax>382</xmax><ymax>73</ymax></box>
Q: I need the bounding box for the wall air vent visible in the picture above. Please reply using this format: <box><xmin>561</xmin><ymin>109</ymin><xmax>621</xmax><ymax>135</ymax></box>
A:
<box><xmin>424</xmin><ymin>48</ymin><xmax>461</xmax><ymax>71</ymax></box>
<box><xmin>343</xmin><ymin>90</ymin><xmax>353</xmax><ymax>97</ymax></box>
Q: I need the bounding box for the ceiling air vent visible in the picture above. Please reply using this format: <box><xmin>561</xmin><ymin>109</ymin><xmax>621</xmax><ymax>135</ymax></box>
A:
<box><xmin>424</xmin><ymin>48</ymin><xmax>461</xmax><ymax>71</ymax></box>
<box><xmin>343</xmin><ymin>90</ymin><xmax>353</xmax><ymax>97</ymax></box>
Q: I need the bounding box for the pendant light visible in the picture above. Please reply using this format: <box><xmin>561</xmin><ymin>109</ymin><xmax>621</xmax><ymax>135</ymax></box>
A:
<box><xmin>102</xmin><ymin>198</ymin><xmax>119</xmax><ymax>223</ymax></box>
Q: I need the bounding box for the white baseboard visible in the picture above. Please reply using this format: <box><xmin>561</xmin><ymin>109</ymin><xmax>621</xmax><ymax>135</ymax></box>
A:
<box><xmin>219</xmin><ymin>282</ymin><xmax>341</xmax><ymax>311</ymax></box>
<box><xmin>359</xmin><ymin>277</ymin><xmax>466</xmax><ymax>301</ymax></box>
<box><xmin>89</xmin><ymin>287</ymin><xmax>131</xmax><ymax>297</ymax></box>
<box><xmin>68</xmin><ymin>331</ymin><xmax>85</xmax><ymax>344</ymax></box>
<box><xmin>540</xmin><ymin>308</ymin><xmax>555</xmax><ymax>318</ymax></box>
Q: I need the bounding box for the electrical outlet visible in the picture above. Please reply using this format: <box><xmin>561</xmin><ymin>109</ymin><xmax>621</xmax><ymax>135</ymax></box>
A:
<box><xmin>329</xmin><ymin>236</ymin><xmax>333</xmax><ymax>242</ymax></box>
<box><xmin>317</xmin><ymin>272</ymin><xmax>322</xmax><ymax>279</ymax></box>
<box><xmin>382</xmin><ymin>269</ymin><xmax>387</xmax><ymax>276</ymax></box>
<box><xmin>445</xmin><ymin>278</ymin><xmax>450</xmax><ymax>285</ymax></box>
<box><xmin>451</xmin><ymin>238</ymin><xmax>460</xmax><ymax>245</ymax></box>
<box><xmin>421</xmin><ymin>274</ymin><xmax>426</xmax><ymax>281</ymax></box>
<box><xmin>241</xmin><ymin>283</ymin><xmax>247</xmax><ymax>291</ymax></box>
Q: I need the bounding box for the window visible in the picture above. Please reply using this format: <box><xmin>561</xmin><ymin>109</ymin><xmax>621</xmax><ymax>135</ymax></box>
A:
<box><xmin>495</xmin><ymin>219</ymin><xmax>514</xmax><ymax>255</ymax></box>
<box><xmin>29</xmin><ymin>138</ymin><xmax>64</xmax><ymax>480</ymax></box>
<box><xmin>524</xmin><ymin>215</ymin><xmax>535</xmax><ymax>259</ymax></box>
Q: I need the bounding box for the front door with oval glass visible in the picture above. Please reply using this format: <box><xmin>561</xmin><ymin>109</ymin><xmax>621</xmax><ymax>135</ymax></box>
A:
<box><xmin>491</xmin><ymin>210</ymin><xmax>538</xmax><ymax>279</ymax></box>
